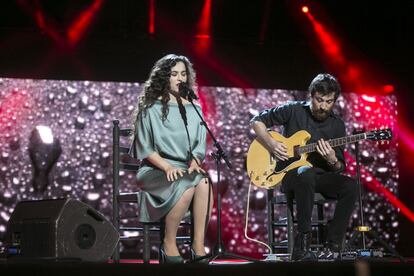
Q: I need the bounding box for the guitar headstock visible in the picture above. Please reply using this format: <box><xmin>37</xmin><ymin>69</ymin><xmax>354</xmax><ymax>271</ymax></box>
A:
<box><xmin>366</xmin><ymin>128</ymin><xmax>393</xmax><ymax>141</ymax></box>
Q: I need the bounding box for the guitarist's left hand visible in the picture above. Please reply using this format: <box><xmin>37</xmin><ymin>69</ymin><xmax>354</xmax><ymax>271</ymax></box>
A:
<box><xmin>316</xmin><ymin>139</ymin><xmax>337</xmax><ymax>165</ymax></box>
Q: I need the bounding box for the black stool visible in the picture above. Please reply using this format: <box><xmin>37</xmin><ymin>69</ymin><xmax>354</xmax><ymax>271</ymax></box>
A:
<box><xmin>112</xmin><ymin>119</ymin><xmax>192</xmax><ymax>263</ymax></box>
<box><xmin>267</xmin><ymin>189</ymin><xmax>336</xmax><ymax>254</ymax></box>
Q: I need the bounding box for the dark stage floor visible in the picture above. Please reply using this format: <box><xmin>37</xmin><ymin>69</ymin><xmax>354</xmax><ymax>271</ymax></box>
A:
<box><xmin>1</xmin><ymin>258</ymin><xmax>414</xmax><ymax>276</ymax></box>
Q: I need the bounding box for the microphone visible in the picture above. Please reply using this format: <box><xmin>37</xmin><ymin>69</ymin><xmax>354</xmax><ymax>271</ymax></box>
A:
<box><xmin>179</xmin><ymin>82</ymin><xmax>199</xmax><ymax>101</ymax></box>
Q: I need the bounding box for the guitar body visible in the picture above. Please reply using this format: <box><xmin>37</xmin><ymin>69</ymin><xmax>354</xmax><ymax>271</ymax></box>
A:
<box><xmin>246</xmin><ymin>127</ymin><xmax>392</xmax><ymax>189</ymax></box>
<box><xmin>246</xmin><ymin>130</ymin><xmax>312</xmax><ymax>189</ymax></box>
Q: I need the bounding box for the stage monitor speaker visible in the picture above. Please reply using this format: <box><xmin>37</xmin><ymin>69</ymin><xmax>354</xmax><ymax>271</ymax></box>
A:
<box><xmin>6</xmin><ymin>198</ymin><xmax>120</xmax><ymax>262</ymax></box>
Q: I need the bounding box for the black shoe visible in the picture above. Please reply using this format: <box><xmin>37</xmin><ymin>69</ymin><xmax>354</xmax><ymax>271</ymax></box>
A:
<box><xmin>291</xmin><ymin>232</ymin><xmax>317</xmax><ymax>261</ymax></box>
<box><xmin>317</xmin><ymin>242</ymin><xmax>341</xmax><ymax>261</ymax></box>
<box><xmin>190</xmin><ymin>248</ymin><xmax>210</xmax><ymax>264</ymax></box>
<box><xmin>159</xmin><ymin>244</ymin><xmax>185</xmax><ymax>264</ymax></box>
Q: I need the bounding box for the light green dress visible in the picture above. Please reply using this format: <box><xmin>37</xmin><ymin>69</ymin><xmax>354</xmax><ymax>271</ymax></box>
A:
<box><xmin>131</xmin><ymin>100</ymin><xmax>207</xmax><ymax>223</ymax></box>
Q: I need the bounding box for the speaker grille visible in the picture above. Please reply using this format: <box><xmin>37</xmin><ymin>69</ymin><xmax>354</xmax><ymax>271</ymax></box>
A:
<box><xmin>16</xmin><ymin>220</ymin><xmax>55</xmax><ymax>257</ymax></box>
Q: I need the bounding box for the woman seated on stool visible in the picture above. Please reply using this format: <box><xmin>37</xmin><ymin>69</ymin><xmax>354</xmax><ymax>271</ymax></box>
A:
<box><xmin>130</xmin><ymin>54</ymin><xmax>213</xmax><ymax>264</ymax></box>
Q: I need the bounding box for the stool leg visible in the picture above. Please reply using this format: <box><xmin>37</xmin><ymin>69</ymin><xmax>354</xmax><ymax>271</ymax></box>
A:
<box><xmin>158</xmin><ymin>221</ymin><xmax>165</xmax><ymax>263</ymax></box>
<box><xmin>143</xmin><ymin>224</ymin><xmax>150</xmax><ymax>263</ymax></box>
<box><xmin>287</xmin><ymin>194</ymin><xmax>294</xmax><ymax>255</ymax></box>
<box><xmin>317</xmin><ymin>203</ymin><xmax>324</xmax><ymax>246</ymax></box>
<box><xmin>267</xmin><ymin>189</ymin><xmax>274</xmax><ymax>253</ymax></box>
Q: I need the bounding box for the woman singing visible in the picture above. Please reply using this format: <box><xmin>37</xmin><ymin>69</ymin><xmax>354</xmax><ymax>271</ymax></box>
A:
<box><xmin>131</xmin><ymin>54</ymin><xmax>213</xmax><ymax>264</ymax></box>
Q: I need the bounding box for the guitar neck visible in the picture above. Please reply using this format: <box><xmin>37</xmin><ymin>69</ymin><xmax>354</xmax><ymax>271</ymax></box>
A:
<box><xmin>298</xmin><ymin>133</ymin><xmax>367</xmax><ymax>154</ymax></box>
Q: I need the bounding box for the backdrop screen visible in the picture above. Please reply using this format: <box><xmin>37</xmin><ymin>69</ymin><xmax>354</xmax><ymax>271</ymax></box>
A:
<box><xmin>0</xmin><ymin>78</ymin><xmax>398</xmax><ymax>256</ymax></box>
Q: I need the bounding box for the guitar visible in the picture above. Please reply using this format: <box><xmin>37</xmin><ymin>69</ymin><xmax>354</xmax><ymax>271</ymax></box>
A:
<box><xmin>246</xmin><ymin>128</ymin><xmax>392</xmax><ymax>189</ymax></box>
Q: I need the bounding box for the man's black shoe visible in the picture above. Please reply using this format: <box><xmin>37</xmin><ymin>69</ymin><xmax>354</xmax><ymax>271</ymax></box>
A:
<box><xmin>291</xmin><ymin>232</ymin><xmax>317</xmax><ymax>261</ymax></box>
<box><xmin>317</xmin><ymin>242</ymin><xmax>341</xmax><ymax>261</ymax></box>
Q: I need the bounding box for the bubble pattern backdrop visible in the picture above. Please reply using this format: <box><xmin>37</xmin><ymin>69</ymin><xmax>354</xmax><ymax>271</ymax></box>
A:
<box><xmin>0</xmin><ymin>78</ymin><xmax>398</xmax><ymax>256</ymax></box>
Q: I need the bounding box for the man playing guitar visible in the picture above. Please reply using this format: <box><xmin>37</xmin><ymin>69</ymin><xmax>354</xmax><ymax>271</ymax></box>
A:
<box><xmin>250</xmin><ymin>73</ymin><xmax>358</xmax><ymax>261</ymax></box>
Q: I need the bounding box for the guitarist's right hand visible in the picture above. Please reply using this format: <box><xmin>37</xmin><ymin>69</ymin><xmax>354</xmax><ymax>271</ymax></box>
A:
<box><xmin>251</xmin><ymin>120</ymin><xmax>289</xmax><ymax>161</ymax></box>
<box><xmin>268</xmin><ymin>139</ymin><xmax>289</xmax><ymax>161</ymax></box>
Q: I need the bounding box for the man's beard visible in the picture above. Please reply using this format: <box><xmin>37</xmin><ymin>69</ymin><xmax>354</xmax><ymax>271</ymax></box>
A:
<box><xmin>312</xmin><ymin>109</ymin><xmax>330</xmax><ymax>121</ymax></box>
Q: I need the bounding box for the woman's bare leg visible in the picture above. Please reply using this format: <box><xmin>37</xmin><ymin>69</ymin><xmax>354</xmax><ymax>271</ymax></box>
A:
<box><xmin>192</xmin><ymin>178</ymin><xmax>214</xmax><ymax>255</ymax></box>
<box><xmin>163</xmin><ymin>187</ymin><xmax>195</xmax><ymax>256</ymax></box>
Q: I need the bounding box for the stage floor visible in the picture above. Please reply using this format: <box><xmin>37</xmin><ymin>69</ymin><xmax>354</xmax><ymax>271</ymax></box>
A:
<box><xmin>2</xmin><ymin>258</ymin><xmax>414</xmax><ymax>276</ymax></box>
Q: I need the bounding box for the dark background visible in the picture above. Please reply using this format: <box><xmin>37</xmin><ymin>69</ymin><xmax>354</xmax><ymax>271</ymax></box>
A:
<box><xmin>0</xmin><ymin>0</ymin><xmax>413</xmax><ymax>256</ymax></box>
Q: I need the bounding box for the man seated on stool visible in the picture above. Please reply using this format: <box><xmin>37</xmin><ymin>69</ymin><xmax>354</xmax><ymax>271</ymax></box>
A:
<box><xmin>250</xmin><ymin>73</ymin><xmax>358</xmax><ymax>261</ymax></box>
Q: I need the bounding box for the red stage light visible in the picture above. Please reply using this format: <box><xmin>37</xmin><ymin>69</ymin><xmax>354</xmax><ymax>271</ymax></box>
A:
<box><xmin>345</xmin><ymin>152</ymin><xmax>414</xmax><ymax>224</ymax></box>
<box><xmin>148</xmin><ymin>0</ymin><xmax>155</xmax><ymax>35</ymax></box>
<box><xmin>383</xmin><ymin>84</ymin><xmax>394</xmax><ymax>93</ymax></box>
<box><xmin>197</xmin><ymin>0</ymin><xmax>211</xmax><ymax>37</ymax></box>
<box><xmin>67</xmin><ymin>0</ymin><xmax>103</xmax><ymax>47</ymax></box>
<box><xmin>195</xmin><ymin>0</ymin><xmax>212</xmax><ymax>53</ymax></box>
<box><xmin>302</xmin><ymin>4</ymin><xmax>394</xmax><ymax>96</ymax></box>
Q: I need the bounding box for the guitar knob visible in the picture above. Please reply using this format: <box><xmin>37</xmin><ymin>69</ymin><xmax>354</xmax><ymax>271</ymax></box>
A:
<box><xmin>255</xmin><ymin>176</ymin><xmax>260</xmax><ymax>181</ymax></box>
<box><xmin>263</xmin><ymin>171</ymin><xmax>268</xmax><ymax>176</ymax></box>
<box><xmin>268</xmin><ymin>178</ymin><xmax>273</xmax><ymax>182</ymax></box>
<box><xmin>248</xmin><ymin>171</ymin><xmax>254</xmax><ymax>178</ymax></box>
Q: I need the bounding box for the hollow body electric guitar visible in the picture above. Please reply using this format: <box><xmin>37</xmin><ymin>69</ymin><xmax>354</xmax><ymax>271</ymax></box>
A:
<box><xmin>246</xmin><ymin>128</ymin><xmax>392</xmax><ymax>189</ymax></box>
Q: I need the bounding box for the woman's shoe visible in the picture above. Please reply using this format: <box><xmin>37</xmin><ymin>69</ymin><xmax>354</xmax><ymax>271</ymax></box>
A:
<box><xmin>190</xmin><ymin>248</ymin><xmax>209</xmax><ymax>264</ymax></box>
<box><xmin>159</xmin><ymin>244</ymin><xmax>184</xmax><ymax>264</ymax></box>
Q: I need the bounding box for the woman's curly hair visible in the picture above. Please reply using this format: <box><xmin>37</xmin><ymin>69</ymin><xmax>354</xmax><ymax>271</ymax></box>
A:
<box><xmin>132</xmin><ymin>54</ymin><xmax>197</xmax><ymax>132</ymax></box>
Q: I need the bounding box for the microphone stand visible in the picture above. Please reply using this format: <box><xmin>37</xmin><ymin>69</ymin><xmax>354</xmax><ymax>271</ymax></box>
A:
<box><xmin>347</xmin><ymin>138</ymin><xmax>405</xmax><ymax>261</ymax></box>
<box><xmin>187</xmin><ymin>95</ymin><xmax>260</xmax><ymax>263</ymax></box>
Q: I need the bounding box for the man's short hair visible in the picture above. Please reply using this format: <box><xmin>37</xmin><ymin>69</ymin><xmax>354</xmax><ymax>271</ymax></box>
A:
<box><xmin>308</xmin><ymin>73</ymin><xmax>341</xmax><ymax>100</ymax></box>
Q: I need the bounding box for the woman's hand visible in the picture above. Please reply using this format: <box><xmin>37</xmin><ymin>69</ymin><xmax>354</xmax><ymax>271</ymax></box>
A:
<box><xmin>164</xmin><ymin>165</ymin><xmax>185</xmax><ymax>182</ymax></box>
<box><xmin>188</xmin><ymin>159</ymin><xmax>206</xmax><ymax>175</ymax></box>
